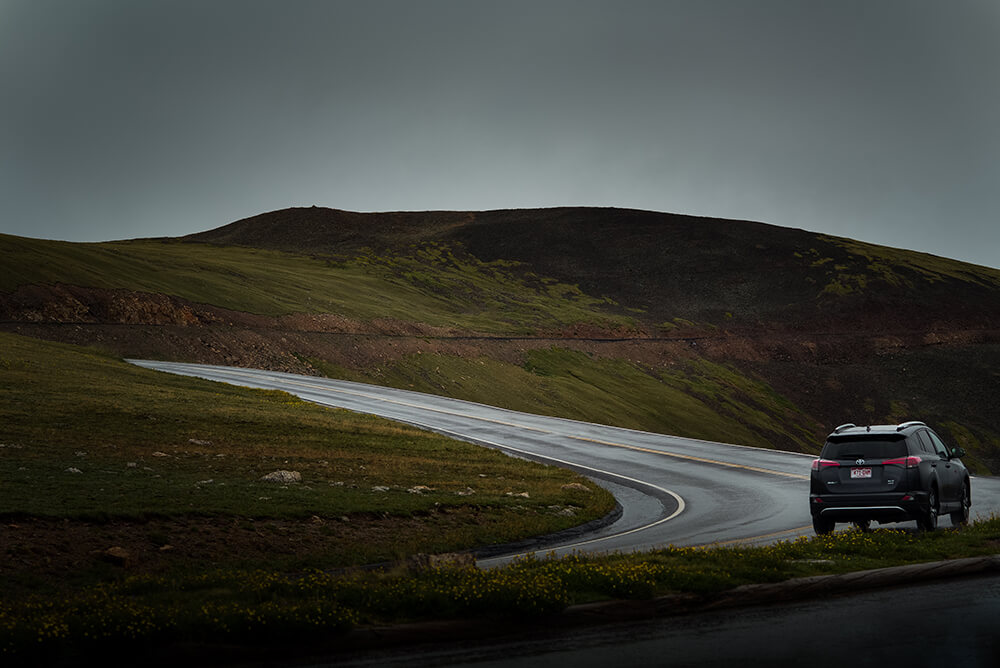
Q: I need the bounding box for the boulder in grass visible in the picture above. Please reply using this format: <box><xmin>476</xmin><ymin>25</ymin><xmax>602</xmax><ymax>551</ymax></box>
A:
<box><xmin>261</xmin><ymin>470</ymin><xmax>301</xmax><ymax>483</ymax></box>
<box><xmin>560</xmin><ymin>483</ymin><xmax>591</xmax><ymax>493</ymax></box>
<box><xmin>102</xmin><ymin>546</ymin><xmax>133</xmax><ymax>567</ymax></box>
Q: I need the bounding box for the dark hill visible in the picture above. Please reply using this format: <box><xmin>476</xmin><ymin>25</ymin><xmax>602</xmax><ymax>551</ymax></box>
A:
<box><xmin>183</xmin><ymin>207</ymin><xmax>477</xmax><ymax>253</ymax></box>
<box><xmin>185</xmin><ymin>206</ymin><xmax>1000</xmax><ymax>333</ymax></box>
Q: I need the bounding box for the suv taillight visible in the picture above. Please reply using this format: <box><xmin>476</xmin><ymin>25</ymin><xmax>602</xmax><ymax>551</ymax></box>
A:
<box><xmin>811</xmin><ymin>459</ymin><xmax>840</xmax><ymax>470</ymax></box>
<box><xmin>882</xmin><ymin>455</ymin><xmax>922</xmax><ymax>468</ymax></box>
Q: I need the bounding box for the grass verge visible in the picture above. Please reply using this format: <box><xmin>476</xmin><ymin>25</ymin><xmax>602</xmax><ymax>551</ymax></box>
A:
<box><xmin>2</xmin><ymin>519</ymin><xmax>999</xmax><ymax>662</ymax></box>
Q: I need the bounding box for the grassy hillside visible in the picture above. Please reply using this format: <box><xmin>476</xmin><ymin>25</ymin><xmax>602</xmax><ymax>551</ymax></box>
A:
<box><xmin>0</xmin><ymin>234</ymin><xmax>628</xmax><ymax>332</ymax></box>
<box><xmin>2</xmin><ymin>206</ymin><xmax>998</xmax><ymax>470</ymax></box>
<box><xmin>0</xmin><ymin>332</ymin><xmax>614</xmax><ymax>567</ymax></box>
<box><xmin>0</xmin><ymin>232</ymin><xmax>827</xmax><ymax>452</ymax></box>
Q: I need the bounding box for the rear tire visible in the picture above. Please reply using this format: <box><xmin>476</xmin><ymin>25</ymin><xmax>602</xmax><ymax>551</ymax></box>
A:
<box><xmin>813</xmin><ymin>516</ymin><xmax>835</xmax><ymax>535</ymax></box>
<box><xmin>918</xmin><ymin>486</ymin><xmax>939</xmax><ymax>532</ymax></box>
<box><xmin>950</xmin><ymin>482</ymin><xmax>971</xmax><ymax>527</ymax></box>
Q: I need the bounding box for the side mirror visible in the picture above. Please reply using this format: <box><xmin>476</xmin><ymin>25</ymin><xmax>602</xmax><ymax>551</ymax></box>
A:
<box><xmin>951</xmin><ymin>447</ymin><xmax>967</xmax><ymax>459</ymax></box>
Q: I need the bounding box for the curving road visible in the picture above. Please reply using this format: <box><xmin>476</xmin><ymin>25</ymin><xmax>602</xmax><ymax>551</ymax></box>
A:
<box><xmin>129</xmin><ymin>361</ymin><xmax>1000</xmax><ymax>564</ymax></box>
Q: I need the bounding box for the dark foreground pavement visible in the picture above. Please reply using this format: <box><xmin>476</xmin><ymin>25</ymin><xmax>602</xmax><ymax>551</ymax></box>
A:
<box><xmin>148</xmin><ymin>555</ymin><xmax>1000</xmax><ymax>668</ymax></box>
<box><xmin>331</xmin><ymin>571</ymin><xmax>1000</xmax><ymax>668</ymax></box>
<box><xmin>330</xmin><ymin>555</ymin><xmax>1000</xmax><ymax>659</ymax></box>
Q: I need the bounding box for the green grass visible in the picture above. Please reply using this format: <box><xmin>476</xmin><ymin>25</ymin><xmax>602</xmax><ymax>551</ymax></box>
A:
<box><xmin>3</xmin><ymin>519</ymin><xmax>999</xmax><ymax>662</ymax></box>
<box><xmin>0</xmin><ymin>331</ymin><xmax>614</xmax><ymax>548</ymax></box>
<box><xmin>814</xmin><ymin>235</ymin><xmax>1000</xmax><ymax>294</ymax></box>
<box><xmin>0</xmin><ymin>235</ymin><xmax>630</xmax><ymax>332</ymax></box>
<box><xmin>345</xmin><ymin>347</ymin><xmax>821</xmax><ymax>452</ymax></box>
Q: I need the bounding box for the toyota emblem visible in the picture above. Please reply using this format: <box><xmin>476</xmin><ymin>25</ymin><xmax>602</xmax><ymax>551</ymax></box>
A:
<box><xmin>856</xmin><ymin>459</ymin><xmax>866</xmax><ymax>465</ymax></box>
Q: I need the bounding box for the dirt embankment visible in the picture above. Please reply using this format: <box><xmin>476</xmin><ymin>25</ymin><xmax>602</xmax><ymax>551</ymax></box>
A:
<box><xmin>2</xmin><ymin>283</ymin><xmax>996</xmax><ymax>372</ymax></box>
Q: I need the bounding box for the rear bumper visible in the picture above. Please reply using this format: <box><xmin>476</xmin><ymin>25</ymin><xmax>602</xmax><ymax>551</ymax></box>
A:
<box><xmin>809</xmin><ymin>491</ymin><xmax>930</xmax><ymax>524</ymax></box>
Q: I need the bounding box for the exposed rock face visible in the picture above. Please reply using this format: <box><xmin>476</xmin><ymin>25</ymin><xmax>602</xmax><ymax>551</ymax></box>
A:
<box><xmin>0</xmin><ymin>284</ymin><xmax>473</xmax><ymax>334</ymax></box>
<box><xmin>0</xmin><ymin>284</ymin><xmax>217</xmax><ymax>326</ymax></box>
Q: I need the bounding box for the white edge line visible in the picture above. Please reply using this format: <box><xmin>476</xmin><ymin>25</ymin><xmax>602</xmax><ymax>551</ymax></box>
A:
<box><xmin>129</xmin><ymin>360</ymin><xmax>687</xmax><ymax>556</ymax></box>
<box><xmin>135</xmin><ymin>362</ymin><xmax>808</xmax><ymax>480</ymax></box>
<box><xmin>397</xmin><ymin>421</ymin><xmax>687</xmax><ymax>557</ymax></box>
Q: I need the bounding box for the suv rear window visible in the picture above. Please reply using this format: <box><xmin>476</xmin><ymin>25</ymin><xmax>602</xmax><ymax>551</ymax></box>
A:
<box><xmin>821</xmin><ymin>438</ymin><xmax>907</xmax><ymax>460</ymax></box>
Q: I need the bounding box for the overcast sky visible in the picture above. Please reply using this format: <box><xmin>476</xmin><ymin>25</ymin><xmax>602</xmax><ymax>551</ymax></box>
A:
<box><xmin>2</xmin><ymin>0</ymin><xmax>998</xmax><ymax>268</ymax></box>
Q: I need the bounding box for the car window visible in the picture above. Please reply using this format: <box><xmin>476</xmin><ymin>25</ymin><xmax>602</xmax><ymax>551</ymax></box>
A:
<box><xmin>915</xmin><ymin>431</ymin><xmax>937</xmax><ymax>456</ymax></box>
<box><xmin>927</xmin><ymin>431</ymin><xmax>951</xmax><ymax>458</ymax></box>
<box><xmin>822</xmin><ymin>439</ymin><xmax>907</xmax><ymax>460</ymax></box>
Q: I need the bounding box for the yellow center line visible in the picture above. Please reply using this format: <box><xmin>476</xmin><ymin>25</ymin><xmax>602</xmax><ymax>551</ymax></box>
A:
<box><xmin>570</xmin><ymin>436</ymin><xmax>810</xmax><ymax>480</ymax></box>
<box><xmin>699</xmin><ymin>525</ymin><xmax>814</xmax><ymax>548</ymax></box>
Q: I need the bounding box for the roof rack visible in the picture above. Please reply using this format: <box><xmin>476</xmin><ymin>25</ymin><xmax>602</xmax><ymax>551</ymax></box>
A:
<box><xmin>833</xmin><ymin>423</ymin><xmax>857</xmax><ymax>433</ymax></box>
<box><xmin>896</xmin><ymin>421</ymin><xmax>927</xmax><ymax>432</ymax></box>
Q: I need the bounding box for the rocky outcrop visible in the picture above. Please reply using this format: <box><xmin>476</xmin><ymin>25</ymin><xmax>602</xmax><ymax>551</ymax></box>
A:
<box><xmin>0</xmin><ymin>284</ymin><xmax>218</xmax><ymax>326</ymax></box>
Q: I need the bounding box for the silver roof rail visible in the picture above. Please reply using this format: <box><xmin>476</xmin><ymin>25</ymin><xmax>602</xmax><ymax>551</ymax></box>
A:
<box><xmin>896</xmin><ymin>421</ymin><xmax>927</xmax><ymax>432</ymax></box>
<box><xmin>834</xmin><ymin>423</ymin><xmax>857</xmax><ymax>433</ymax></box>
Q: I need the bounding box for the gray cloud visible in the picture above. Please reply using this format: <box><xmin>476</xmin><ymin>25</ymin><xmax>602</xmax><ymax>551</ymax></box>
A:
<box><xmin>2</xmin><ymin>0</ymin><xmax>998</xmax><ymax>268</ymax></box>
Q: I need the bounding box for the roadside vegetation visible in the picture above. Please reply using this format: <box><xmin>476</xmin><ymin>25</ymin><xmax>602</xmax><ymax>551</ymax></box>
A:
<box><xmin>3</xmin><ymin>518</ymin><xmax>999</xmax><ymax>663</ymax></box>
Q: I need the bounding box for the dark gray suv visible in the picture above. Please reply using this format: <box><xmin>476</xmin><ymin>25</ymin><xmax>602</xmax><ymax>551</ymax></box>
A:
<box><xmin>809</xmin><ymin>421</ymin><xmax>971</xmax><ymax>534</ymax></box>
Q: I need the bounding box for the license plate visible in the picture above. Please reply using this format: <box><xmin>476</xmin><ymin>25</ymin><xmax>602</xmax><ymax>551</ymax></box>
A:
<box><xmin>851</xmin><ymin>467</ymin><xmax>872</xmax><ymax>479</ymax></box>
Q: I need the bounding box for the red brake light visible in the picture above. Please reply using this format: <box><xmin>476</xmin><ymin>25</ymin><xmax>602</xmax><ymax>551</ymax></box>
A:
<box><xmin>883</xmin><ymin>456</ymin><xmax>922</xmax><ymax>468</ymax></box>
<box><xmin>811</xmin><ymin>459</ymin><xmax>840</xmax><ymax>470</ymax></box>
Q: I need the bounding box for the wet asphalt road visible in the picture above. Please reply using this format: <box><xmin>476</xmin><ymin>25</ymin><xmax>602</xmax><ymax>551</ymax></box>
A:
<box><xmin>324</xmin><ymin>573</ymin><xmax>1000</xmax><ymax>668</ymax></box>
<box><xmin>130</xmin><ymin>360</ymin><xmax>1000</xmax><ymax>564</ymax></box>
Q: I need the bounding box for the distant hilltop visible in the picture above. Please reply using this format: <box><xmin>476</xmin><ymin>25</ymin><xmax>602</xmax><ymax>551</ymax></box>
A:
<box><xmin>183</xmin><ymin>205</ymin><xmax>1000</xmax><ymax>333</ymax></box>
